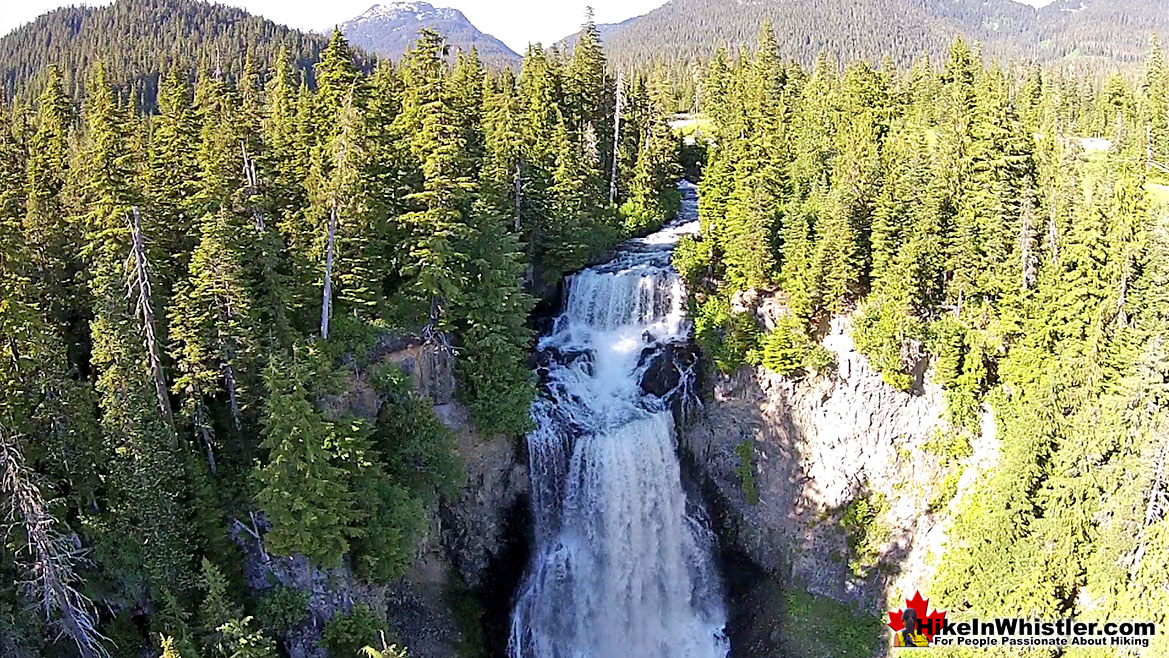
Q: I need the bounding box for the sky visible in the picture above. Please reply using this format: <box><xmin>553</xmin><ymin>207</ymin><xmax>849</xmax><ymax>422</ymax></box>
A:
<box><xmin>0</xmin><ymin>0</ymin><xmax>1058</xmax><ymax>54</ymax></box>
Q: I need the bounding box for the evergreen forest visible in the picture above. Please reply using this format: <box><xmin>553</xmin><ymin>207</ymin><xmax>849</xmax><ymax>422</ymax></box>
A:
<box><xmin>681</xmin><ymin>23</ymin><xmax>1169</xmax><ymax>657</ymax></box>
<box><xmin>0</xmin><ymin>18</ymin><xmax>681</xmax><ymax>658</ymax></box>
<box><xmin>1</xmin><ymin>1</ymin><xmax>1169</xmax><ymax>657</ymax></box>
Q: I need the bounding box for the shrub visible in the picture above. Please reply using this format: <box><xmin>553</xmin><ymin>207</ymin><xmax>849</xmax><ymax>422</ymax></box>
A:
<box><xmin>783</xmin><ymin>587</ymin><xmax>884</xmax><ymax>658</ymax></box>
<box><xmin>851</xmin><ymin>299</ymin><xmax>921</xmax><ymax>391</ymax></box>
<box><xmin>694</xmin><ymin>294</ymin><xmax>760</xmax><ymax>373</ymax></box>
<box><xmin>840</xmin><ymin>489</ymin><xmax>890</xmax><ymax>578</ymax></box>
<box><xmin>255</xmin><ymin>586</ymin><xmax>309</xmax><ymax>635</ymax></box>
<box><xmin>760</xmin><ymin>314</ymin><xmax>836</xmax><ymax>376</ymax></box>
<box><xmin>922</xmin><ymin>430</ymin><xmax>973</xmax><ymax>465</ymax></box>
<box><xmin>928</xmin><ymin>469</ymin><xmax>963</xmax><ymax>514</ymax></box>
<box><xmin>733</xmin><ymin>441</ymin><xmax>760</xmax><ymax>505</ymax></box>
<box><xmin>321</xmin><ymin>604</ymin><xmax>385</xmax><ymax>658</ymax></box>
<box><xmin>672</xmin><ymin>235</ymin><xmax>710</xmax><ymax>290</ymax></box>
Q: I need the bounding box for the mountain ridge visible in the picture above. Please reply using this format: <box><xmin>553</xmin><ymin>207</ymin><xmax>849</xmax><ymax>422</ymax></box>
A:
<box><xmin>338</xmin><ymin>2</ymin><xmax>521</xmax><ymax>66</ymax></box>
<box><xmin>568</xmin><ymin>0</ymin><xmax>1169</xmax><ymax>68</ymax></box>
<box><xmin>0</xmin><ymin>0</ymin><xmax>371</xmax><ymax>106</ymax></box>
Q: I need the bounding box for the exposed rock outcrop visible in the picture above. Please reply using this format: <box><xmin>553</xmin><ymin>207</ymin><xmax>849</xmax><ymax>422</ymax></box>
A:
<box><xmin>237</xmin><ymin>336</ymin><xmax>528</xmax><ymax>658</ymax></box>
<box><xmin>683</xmin><ymin>313</ymin><xmax>998</xmax><ymax>656</ymax></box>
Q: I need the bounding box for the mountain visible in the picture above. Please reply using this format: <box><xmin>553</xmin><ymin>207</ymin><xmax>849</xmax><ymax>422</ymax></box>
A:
<box><xmin>339</xmin><ymin>2</ymin><xmax>520</xmax><ymax>66</ymax></box>
<box><xmin>559</xmin><ymin>15</ymin><xmax>640</xmax><ymax>52</ymax></box>
<box><xmin>586</xmin><ymin>0</ymin><xmax>1169</xmax><ymax>68</ymax></box>
<box><xmin>0</xmin><ymin>0</ymin><xmax>370</xmax><ymax>108</ymax></box>
<box><xmin>1037</xmin><ymin>0</ymin><xmax>1169</xmax><ymax>63</ymax></box>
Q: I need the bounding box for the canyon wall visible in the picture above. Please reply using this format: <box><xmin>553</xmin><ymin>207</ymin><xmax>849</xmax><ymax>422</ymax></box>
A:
<box><xmin>683</xmin><ymin>312</ymin><xmax>999</xmax><ymax>657</ymax></box>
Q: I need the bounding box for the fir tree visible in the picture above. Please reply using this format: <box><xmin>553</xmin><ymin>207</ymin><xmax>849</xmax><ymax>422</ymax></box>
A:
<box><xmin>77</xmin><ymin>63</ymin><xmax>192</xmax><ymax>595</ymax></box>
<box><xmin>255</xmin><ymin>354</ymin><xmax>356</xmax><ymax>567</ymax></box>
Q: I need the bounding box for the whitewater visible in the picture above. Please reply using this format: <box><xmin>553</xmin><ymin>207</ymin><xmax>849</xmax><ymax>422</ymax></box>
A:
<box><xmin>508</xmin><ymin>182</ymin><xmax>730</xmax><ymax>658</ymax></box>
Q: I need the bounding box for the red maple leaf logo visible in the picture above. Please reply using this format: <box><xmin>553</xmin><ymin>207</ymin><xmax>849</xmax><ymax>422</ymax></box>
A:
<box><xmin>887</xmin><ymin>591</ymin><xmax>947</xmax><ymax>642</ymax></box>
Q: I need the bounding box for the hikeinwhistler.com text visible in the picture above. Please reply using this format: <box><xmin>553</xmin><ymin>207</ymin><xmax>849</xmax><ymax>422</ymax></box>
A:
<box><xmin>920</xmin><ymin>618</ymin><xmax>1157</xmax><ymax>648</ymax></box>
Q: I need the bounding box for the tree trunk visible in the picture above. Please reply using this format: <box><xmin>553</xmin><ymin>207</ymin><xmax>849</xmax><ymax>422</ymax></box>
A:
<box><xmin>1047</xmin><ymin>206</ymin><xmax>1060</xmax><ymax>266</ymax></box>
<box><xmin>127</xmin><ymin>207</ymin><xmax>174</xmax><ymax>430</ymax></box>
<box><xmin>321</xmin><ymin>201</ymin><xmax>337</xmax><ymax>340</ymax></box>
<box><xmin>194</xmin><ymin>401</ymin><xmax>217</xmax><ymax>474</ymax></box>
<box><xmin>0</xmin><ymin>428</ymin><xmax>106</xmax><ymax>658</ymax></box>
<box><xmin>241</xmin><ymin>140</ymin><xmax>265</xmax><ymax>231</ymax></box>
<box><xmin>609</xmin><ymin>70</ymin><xmax>624</xmax><ymax>205</ymax></box>
<box><xmin>514</xmin><ymin>160</ymin><xmax>523</xmax><ymax>233</ymax></box>
<box><xmin>1019</xmin><ymin>193</ymin><xmax>1036</xmax><ymax>291</ymax></box>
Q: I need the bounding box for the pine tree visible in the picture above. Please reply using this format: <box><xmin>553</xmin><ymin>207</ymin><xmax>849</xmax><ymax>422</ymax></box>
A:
<box><xmin>77</xmin><ymin>64</ymin><xmax>193</xmax><ymax>595</ymax></box>
<box><xmin>452</xmin><ymin>199</ymin><xmax>536</xmax><ymax>435</ymax></box>
<box><xmin>196</xmin><ymin>559</ymin><xmax>239</xmax><ymax>652</ymax></box>
<box><xmin>1144</xmin><ymin>36</ymin><xmax>1169</xmax><ymax>167</ymax></box>
<box><xmin>398</xmin><ymin>29</ymin><xmax>473</xmax><ymax>338</ymax></box>
<box><xmin>263</xmin><ymin>49</ymin><xmax>308</xmax><ymax>222</ymax></box>
<box><xmin>623</xmin><ymin>68</ymin><xmax>681</xmax><ymax>235</ymax></box>
<box><xmin>145</xmin><ymin>65</ymin><xmax>199</xmax><ymax>295</ymax></box>
<box><xmin>482</xmin><ymin>68</ymin><xmax>526</xmax><ymax>231</ymax></box>
<box><xmin>24</xmin><ymin>66</ymin><xmax>82</xmax><ymax>345</ymax></box>
<box><xmin>303</xmin><ymin>30</ymin><xmax>381</xmax><ymax>338</ymax></box>
<box><xmin>255</xmin><ymin>353</ymin><xmax>356</xmax><ymax>567</ymax></box>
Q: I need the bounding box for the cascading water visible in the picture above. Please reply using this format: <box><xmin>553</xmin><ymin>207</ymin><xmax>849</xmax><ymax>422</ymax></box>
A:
<box><xmin>508</xmin><ymin>182</ymin><xmax>730</xmax><ymax>658</ymax></box>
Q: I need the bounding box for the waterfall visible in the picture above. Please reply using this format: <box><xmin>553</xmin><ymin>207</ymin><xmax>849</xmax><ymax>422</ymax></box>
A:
<box><xmin>509</xmin><ymin>182</ymin><xmax>730</xmax><ymax>658</ymax></box>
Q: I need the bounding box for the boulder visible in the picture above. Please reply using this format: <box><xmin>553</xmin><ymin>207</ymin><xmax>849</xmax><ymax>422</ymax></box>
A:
<box><xmin>638</xmin><ymin>341</ymin><xmax>699</xmax><ymax>398</ymax></box>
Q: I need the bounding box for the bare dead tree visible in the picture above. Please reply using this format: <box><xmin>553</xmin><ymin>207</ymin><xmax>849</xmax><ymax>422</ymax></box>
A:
<box><xmin>241</xmin><ymin>140</ymin><xmax>265</xmax><ymax>232</ymax></box>
<box><xmin>1019</xmin><ymin>192</ymin><xmax>1037</xmax><ymax>291</ymax></box>
<box><xmin>192</xmin><ymin>400</ymin><xmax>217</xmax><ymax>474</ymax></box>
<box><xmin>321</xmin><ymin>201</ymin><xmax>337</xmax><ymax>341</ymax></box>
<box><xmin>1130</xmin><ymin>437</ymin><xmax>1168</xmax><ymax>575</ymax></box>
<box><xmin>125</xmin><ymin>207</ymin><xmax>174</xmax><ymax>430</ymax></box>
<box><xmin>609</xmin><ymin>69</ymin><xmax>624</xmax><ymax>205</ymax></box>
<box><xmin>1047</xmin><ymin>204</ymin><xmax>1060</xmax><ymax>266</ymax></box>
<box><xmin>0</xmin><ymin>427</ymin><xmax>107</xmax><ymax>658</ymax></box>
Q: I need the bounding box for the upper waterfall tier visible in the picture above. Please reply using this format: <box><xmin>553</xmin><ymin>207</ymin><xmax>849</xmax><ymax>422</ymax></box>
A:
<box><xmin>509</xmin><ymin>181</ymin><xmax>729</xmax><ymax>658</ymax></box>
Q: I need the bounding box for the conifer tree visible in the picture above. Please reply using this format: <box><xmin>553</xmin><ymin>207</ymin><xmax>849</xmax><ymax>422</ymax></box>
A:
<box><xmin>482</xmin><ymin>68</ymin><xmax>526</xmax><ymax>231</ymax></box>
<box><xmin>398</xmin><ymin>29</ymin><xmax>473</xmax><ymax>338</ymax></box>
<box><xmin>255</xmin><ymin>354</ymin><xmax>356</xmax><ymax>567</ymax></box>
<box><xmin>1144</xmin><ymin>36</ymin><xmax>1169</xmax><ymax>166</ymax></box>
<box><xmin>77</xmin><ymin>64</ymin><xmax>192</xmax><ymax>595</ymax></box>
<box><xmin>263</xmin><ymin>49</ymin><xmax>308</xmax><ymax>222</ymax></box>
<box><xmin>145</xmin><ymin>66</ymin><xmax>200</xmax><ymax>294</ymax></box>
<box><xmin>623</xmin><ymin>68</ymin><xmax>681</xmax><ymax>235</ymax></box>
<box><xmin>24</xmin><ymin>66</ymin><xmax>81</xmax><ymax>343</ymax></box>
<box><xmin>303</xmin><ymin>31</ymin><xmax>381</xmax><ymax>337</ymax></box>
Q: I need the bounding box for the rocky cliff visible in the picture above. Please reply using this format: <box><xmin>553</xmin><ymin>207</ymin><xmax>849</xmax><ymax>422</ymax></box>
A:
<box><xmin>234</xmin><ymin>335</ymin><xmax>528</xmax><ymax>658</ymax></box>
<box><xmin>683</xmin><ymin>313</ymin><xmax>999</xmax><ymax>657</ymax></box>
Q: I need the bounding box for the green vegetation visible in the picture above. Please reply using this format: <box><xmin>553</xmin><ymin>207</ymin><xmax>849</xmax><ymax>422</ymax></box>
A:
<box><xmin>691</xmin><ymin>294</ymin><xmax>761</xmax><ymax>374</ymax></box>
<box><xmin>761</xmin><ymin>314</ymin><xmax>836</xmax><ymax>376</ymax></box>
<box><xmin>922</xmin><ymin>431</ymin><xmax>974</xmax><ymax>465</ymax></box>
<box><xmin>0</xmin><ymin>11</ymin><xmax>683</xmax><ymax>656</ymax></box>
<box><xmin>733</xmin><ymin>441</ymin><xmax>760</xmax><ymax>505</ymax></box>
<box><xmin>928</xmin><ymin>470</ymin><xmax>963</xmax><ymax>514</ymax></box>
<box><xmin>692</xmin><ymin>24</ymin><xmax>1169</xmax><ymax>655</ymax></box>
<box><xmin>781</xmin><ymin>587</ymin><xmax>884</xmax><ymax>658</ymax></box>
<box><xmin>840</xmin><ymin>490</ymin><xmax>891</xmax><ymax>578</ymax></box>
<box><xmin>321</xmin><ymin>604</ymin><xmax>386</xmax><ymax>658</ymax></box>
<box><xmin>444</xmin><ymin>578</ymin><xmax>487</xmax><ymax>658</ymax></box>
<box><xmin>254</xmin><ymin>587</ymin><xmax>310</xmax><ymax>636</ymax></box>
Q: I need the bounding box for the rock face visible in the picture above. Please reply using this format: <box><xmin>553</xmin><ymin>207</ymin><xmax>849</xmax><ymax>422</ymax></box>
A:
<box><xmin>683</xmin><ymin>314</ymin><xmax>998</xmax><ymax>656</ymax></box>
<box><xmin>238</xmin><ymin>335</ymin><xmax>528</xmax><ymax>658</ymax></box>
